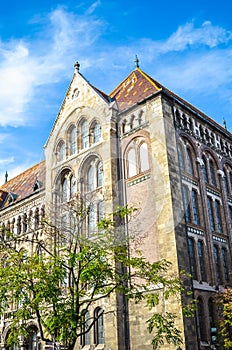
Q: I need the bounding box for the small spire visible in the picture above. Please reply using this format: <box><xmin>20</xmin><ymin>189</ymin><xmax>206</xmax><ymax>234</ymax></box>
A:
<box><xmin>5</xmin><ymin>171</ymin><xmax>8</xmax><ymax>183</ymax></box>
<box><xmin>134</xmin><ymin>55</ymin><xmax>139</xmax><ymax>68</ymax></box>
<box><xmin>74</xmin><ymin>61</ymin><xmax>80</xmax><ymax>72</ymax></box>
<box><xmin>223</xmin><ymin>118</ymin><xmax>227</xmax><ymax>130</ymax></box>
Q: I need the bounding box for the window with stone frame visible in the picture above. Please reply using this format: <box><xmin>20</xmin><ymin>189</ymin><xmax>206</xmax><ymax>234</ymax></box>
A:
<box><xmin>81</xmin><ymin>119</ymin><xmax>89</xmax><ymax>149</ymax></box>
<box><xmin>213</xmin><ymin>245</ymin><xmax>222</xmax><ymax>285</ymax></box>
<box><xmin>223</xmin><ymin>163</ymin><xmax>232</xmax><ymax>196</ymax></box>
<box><xmin>68</xmin><ymin>124</ymin><xmax>77</xmax><ymax>156</ymax></box>
<box><xmin>221</xmin><ymin>247</ymin><xmax>229</xmax><ymax>282</ymax></box>
<box><xmin>94</xmin><ymin>307</ymin><xmax>104</xmax><ymax>344</ymax></box>
<box><xmin>126</xmin><ymin>138</ymin><xmax>150</xmax><ymax>179</ymax></box>
<box><xmin>182</xmin><ymin>185</ymin><xmax>200</xmax><ymax>226</ymax></box>
<box><xmin>197</xmin><ymin>240</ymin><xmax>206</xmax><ymax>282</ymax></box>
<box><xmin>57</xmin><ymin>140</ymin><xmax>66</xmax><ymax>162</ymax></box>
<box><xmin>188</xmin><ymin>237</ymin><xmax>197</xmax><ymax>280</ymax></box>
<box><xmin>86</xmin><ymin>160</ymin><xmax>103</xmax><ymax>193</ymax></box>
<box><xmin>61</xmin><ymin>172</ymin><xmax>76</xmax><ymax>203</ymax></box>
<box><xmin>93</xmin><ymin>122</ymin><xmax>101</xmax><ymax>143</ymax></box>
<box><xmin>202</xmin><ymin>153</ymin><xmax>219</xmax><ymax>188</ymax></box>
<box><xmin>80</xmin><ymin>310</ymin><xmax>91</xmax><ymax>346</ymax></box>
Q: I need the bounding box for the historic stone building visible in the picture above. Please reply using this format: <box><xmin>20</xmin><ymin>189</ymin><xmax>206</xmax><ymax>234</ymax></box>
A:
<box><xmin>0</xmin><ymin>60</ymin><xmax>232</xmax><ymax>350</ymax></box>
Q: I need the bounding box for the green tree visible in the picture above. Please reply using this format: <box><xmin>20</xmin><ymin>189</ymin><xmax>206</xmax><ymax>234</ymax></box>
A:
<box><xmin>214</xmin><ymin>288</ymin><xmax>232</xmax><ymax>349</ymax></box>
<box><xmin>0</xmin><ymin>204</ymin><xmax>189</xmax><ymax>350</ymax></box>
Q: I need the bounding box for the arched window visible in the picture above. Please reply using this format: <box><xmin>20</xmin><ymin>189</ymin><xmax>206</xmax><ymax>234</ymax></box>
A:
<box><xmin>81</xmin><ymin>310</ymin><xmax>91</xmax><ymax>346</ymax></box>
<box><xmin>202</xmin><ymin>156</ymin><xmax>208</xmax><ymax>183</ymax></box>
<box><xmin>87</xmin><ymin>165</ymin><xmax>95</xmax><ymax>192</ymax></box>
<box><xmin>182</xmin><ymin>186</ymin><xmax>190</xmax><ymax>223</ymax></box>
<box><xmin>127</xmin><ymin>148</ymin><xmax>137</xmax><ymax>177</ymax></box>
<box><xmin>139</xmin><ymin>142</ymin><xmax>149</xmax><ymax>172</ymax></box>
<box><xmin>126</xmin><ymin>138</ymin><xmax>150</xmax><ymax>178</ymax></box>
<box><xmin>197</xmin><ymin>240</ymin><xmax>206</xmax><ymax>281</ymax></box>
<box><xmin>27</xmin><ymin>327</ymin><xmax>39</xmax><ymax>350</ymax></box>
<box><xmin>81</xmin><ymin>120</ymin><xmax>89</xmax><ymax>149</ymax></box>
<box><xmin>197</xmin><ymin>298</ymin><xmax>207</xmax><ymax>341</ymax></box>
<box><xmin>177</xmin><ymin>143</ymin><xmax>185</xmax><ymax>171</ymax></box>
<box><xmin>69</xmin><ymin>126</ymin><xmax>76</xmax><ymax>155</ymax></box>
<box><xmin>93</xmin><ymin>123</ymin><xmax>101</xmax><ymax>143</ymax></box>
<box><xmin>221</xmin><ymin>247</ymin><xmax>229</xmax><ymax>282</ymax></box>
<box><xmin>94</xmin><ymin>307</ymin><xmax>104</xmax><ymax>344</ymax></box>
<box><xmin>70</xmin><ymin>175</ymin><xmax>75</xmax><ymax>199</ymax></box>
<box><xmin>60</xmin><ymin>172</ymin><xmax>75</xmax><ymax>202</ymax></box>
<box><xmin>213</xmin><ymin>245</ymin><xmax>221</xmax><ymax>285</ymax></box>
<box><xmin>97</xmin><ymin>201</ymin><xmax>104</xmax><ymax>223</ymax></box>
<box><xmin>209</xmin><ymin>159</ymin><xmax>217</xmax><ymax>186</ymax></box>
<box><xmin>207</xmin><ymin>197</ymin><xmax>215</xmax><ymax>231</ymax></box>
<box><xmin>215</xmin><ymin>200</ymin><xmax>222</xmax><ymax>233</ymax></box>
<box><xmin>191</xmin><ymin>189</ymin><xmax>200</xmax><ymax>225</ymax></box>
<box><xmin>62</xmin><ymin>177</ymin><xmax>68</xmax><ymax>202</ymax></box>
<box><xmin>57</xmin><ymin>141</ymin><xmax>66</xmax><ymax>162</ymax></box>
<box><xmin>86</xmin><ymin>160</ymin><xmax>103</xmax><ymax>192</ymax></box>
<box><xmin>88</xmin><ymin>204</ymin><xmax>96</xmax><ymax>235</ymax></box>
<box><xmin>188</xmin><ymin>237</ymin><xmax>197</xmax><ymax>280</ymax></box>
<box><xmin>186</xmin><ymin>148</ymin><xmax>194</xmax><ymax>174</ymax></box>
<box><xmin>97</xmin><ymin>162</ymin><xmax>103</xmax><ymax>187</ymax></box>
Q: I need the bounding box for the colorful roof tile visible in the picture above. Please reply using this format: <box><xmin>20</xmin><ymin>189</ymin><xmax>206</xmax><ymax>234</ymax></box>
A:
<box><xmin>110</xmin><ymin>68</ymin><xmax>161</xmax><ymax>111</ymax></box>
<box><xmin>0</xmin><ymin>161</ymin><xmax>45</xmax><ymax>208</ymax></box>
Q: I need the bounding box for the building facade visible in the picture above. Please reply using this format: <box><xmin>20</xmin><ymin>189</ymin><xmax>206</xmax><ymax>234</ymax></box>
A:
<box><xmin>0</xmin><ymin>61</ymin><xmax>232</xmax><ymax>350</ymax></box>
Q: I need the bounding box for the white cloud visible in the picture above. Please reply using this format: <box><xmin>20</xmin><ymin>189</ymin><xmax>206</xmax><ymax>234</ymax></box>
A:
<box><xmin>0</xmin><ymin>7</ymin><xmax>105</xmax><ymax>127</ymax></box>
<box><xmin>160</xmin><ymin>21</ymin><xmax>232</xmax><ymax>52</ymax></box>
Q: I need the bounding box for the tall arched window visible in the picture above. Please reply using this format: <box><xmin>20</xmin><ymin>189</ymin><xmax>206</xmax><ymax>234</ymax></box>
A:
<box><xmin>126</xmin><ymin>138</ymin><xmax>150</xmax><ymax>178</ymax></box>
<box><xmin>60</xmin><ymin>172</ymin><xmax>75</xmax><ymax>202</ymax></box>
<box><xmin>140</xmin><ymin>142</ymin><xmax>149</xmax><ymax>172</ymax></box>
<box><xmin>213</xmin><ymin>245</ymin><xmax>221</xmax><ymax>285</ymax></box>
<box><xmin>202</xmin><ymin>156</ymin><xmax>208</xmax><ymax>183</ymax></box>
<box><xmin>215</xmin><ymin>200</ymin><xmax>222</xmax><ymax>233</ymax></box>
<box><xmin>97</xmin><ymin>162</ymin><xmax>103</xmax><ymax>187</ymax></box>
<box><xmin>188</xmin><ymin>237</ymin><xmax>197</xmax><ymax>280</ymax></box>
<box><xmin>81</xmin><ymin>120</ymin><xmax>89</xmax><ymax>149</ymax></box>
<box><xmin>186</xmin><ymin>148</ymin><xmax>194</xmax><ymax>174</ymax></box>
<box><xmin>209</xmin><ymin>159</ymin><xmax>217</xmax><ymax>186</ymax></box>
<box><xmin>81</xmin><ymin>310</ymin><xmax>91</xmax><ymax>346</ymax></box>
<box><xmin>197</xmin><ymin>240</ymin><xmax>206</xmax><ymax>281</ymax></box>
<box><xmin>87</xmin><ymin>165</ymin><xmax>95</xmax><ymax>192</ymax></box>
<box><xmin>57</xmin><ymin>141</ymin><xmax>66</xmax><ymax>162</ymax></box>
<box><xmin>62</xmin><ymin>177</ymin><xmax>68</xmax><ymax>202</ymax></box>
<box><xmin>69</xmin><ymin>126</ymin><xmax>76</xmax><ymax>155</ymax></box>
<box><xmin>127</xmin><ymin>148</ymin><xmax>137</xmax><ymax>177</ymax></box>
<box><xmin>177</xmin><ymin>143</ymin><xmax>185</xmax><ymax>171</ymax></box>
<box><xmin>93</xmin><ymin>123</ymin><xmax>101</xmax><ymax>143</ymax></box>
<box><xmin>182</xmin><ymin>186</ymin><xmax>190</xmax><ymax>223</ymax></box>
<box><xmin>221</xmin><ymin>247</ymin><xmax>229</xmax><ymax>282</ymax></box>
<box><xmin>191</xmin><ymin>189</ymin><xmax>200</xmax><ymax>225</ymax></box>
<box><xmin>94</xmin><ymin>307</ymin><xmax>104</xmax><ymax>344</ymax></box>
<box><xmin>207</xmin><ymin>197</ymin><xmax>215</xmax><ymax>231</ymax></box>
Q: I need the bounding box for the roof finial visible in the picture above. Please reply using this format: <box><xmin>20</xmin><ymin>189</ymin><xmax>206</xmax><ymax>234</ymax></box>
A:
<box><xmin>134</xmin><ymin>55</ymin><xmax>139</xmax><ymax>68</ymax></box>
<box><xmin>223</xmin><ymin>117</ymin><xmax>227</xmax><ymax>130</ymax></box>
<box><xmin>74</xmin><ymin>61</ymin><xmax>80</xmax><ymax>72</ymax></box>
<box><xmin>5</xmin><ymin>171</ymin><xmax>8</xmax><ymax>183</ymax></box>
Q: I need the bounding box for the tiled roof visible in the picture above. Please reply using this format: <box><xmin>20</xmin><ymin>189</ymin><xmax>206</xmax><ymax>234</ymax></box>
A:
<box><xmin>0</xmin><ymin>161</ymin><xmax>46</xmax><ymax>208</ymax></box>
<box><xmin>110</xmin><ymin>68</ymin><xmax>161</xmax><ymax>111</ymax></box>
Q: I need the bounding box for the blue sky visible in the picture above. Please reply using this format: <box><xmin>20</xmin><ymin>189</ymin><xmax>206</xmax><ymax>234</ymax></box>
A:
<box><xmin>1</xmin><ymin>0</ymin><xmax>232</xmax><ymax>184</ymax></box>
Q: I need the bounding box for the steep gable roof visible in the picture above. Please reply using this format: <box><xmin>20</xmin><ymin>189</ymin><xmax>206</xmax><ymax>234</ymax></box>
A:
<box><xmin>109</xmin><ymin>67</ymin><xmax>161</xmax><ymax>111</ymax></box>
<box><xmin>0</xmin><ymin>161</ymin><xmax>45</xmax><ymax>208</ymax></box>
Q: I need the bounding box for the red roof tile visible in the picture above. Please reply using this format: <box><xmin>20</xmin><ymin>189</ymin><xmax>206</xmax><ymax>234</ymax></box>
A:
<box><xmin>110</xmin><ymin>68</ymin><xmax>161</xmax><ymax>111</ymax></box>
<box><xmin>0</xmin><ymin>161</ymin><xmax>45</xmax><ymax>207</ymax></box>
